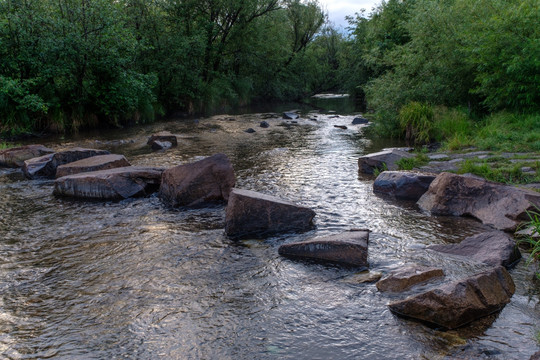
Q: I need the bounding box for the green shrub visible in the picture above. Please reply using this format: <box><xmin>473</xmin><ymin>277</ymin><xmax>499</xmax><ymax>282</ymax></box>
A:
<box><xmin>398</xmin><ymin>102</ymin><xmax>434</xmax><ymax>145</ymax></box>
<box><xmin>517</xmin><ymin>209</ymin><xmax>540</xmax><ymax>280</ymax></box>
<box><xmin>396</xmin><ymin>153</ymin><xmax>429</xmax><ymax>170</ymax></box>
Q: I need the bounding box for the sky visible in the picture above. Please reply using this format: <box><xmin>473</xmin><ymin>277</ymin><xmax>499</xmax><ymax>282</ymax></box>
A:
<box><xmin>318</xmin><ymin>0</ymin><xmax>381</xmax><ymax>29</ymax></box>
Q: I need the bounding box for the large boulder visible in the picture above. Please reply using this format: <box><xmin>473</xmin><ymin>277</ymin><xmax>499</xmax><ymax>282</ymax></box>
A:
<box><xmin>55</xmin><ymin>154</ymin><xmax>131</xmax><ymax>178</ymax></box>
<box><xmin>388</xmin><ymin>266</ymin><xmax>515</xmax><ymax>329</ymax></box>
<box><xmin>54</xmin><ymin>167</ymin><xmax>163</xmax><ymax>200</ymax></box>
<box><xmin>159</xmin><ymin>153</ymin><xmax>235</xmax><ymax>207</ymax></box>
<box><xmin>358</xmin><ymin>149</ymin><xmax>414</xmax><ymax>175</ymax></box>
<box><xmin>278</xmin><ymin>230</ymin><xmax>369</xmax><ymax>267</ymax></box>
<box><xmin>376</xmin><ymin>265</ymin><xmax>444</xmax><ymax>292</ymax></box>
<box><xmin>147</xmin><ymin>131</ymin><xmax>178</xmax><ymax>149</ymax></box>
<box><xmin>22</xmin><ymin>148</ymin><xmax>110</xmax><ymax>179</ymax></box>
<box><xmin>225</xmin><ymin>188</ymin><xmax>316</xmax><ymax>239</ymax></box>
<box><xmin>0</xmin><ymin>144</ymin><xmax>54</xmax><ymax>168</ymax></box>
<box><xmin>417</xmin><ymin>172</ymin><xmax>540</xmax><ymax>231</ymax></box>
<box><xmin>373</xmin><ymin>171</ymin><xmax>436</xmax><ymax>201</ymax></box>
<box><xmin>428</xmin><ymin>231</ymin><xmax>521</xmax><ymax>268</ymax></box>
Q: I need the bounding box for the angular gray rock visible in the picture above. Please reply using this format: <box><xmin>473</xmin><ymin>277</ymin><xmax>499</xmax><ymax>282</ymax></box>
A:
<box><xmin>389</xmin><ymin>266</ymin><xmax>515</xmax><ymax>329</ymax></box>
<box><xmin>358</xmin><ymin>149</ymin><xmax>414</xmax><ymax>175</ymax></box>
<box><xmin>373</xmin><ymin>171</ymin><xmax>436</xmax><ymax>201</ymax></box>
<box><xmin>147</xmin><ymin>131</ymin><xmax>178</xmax><ymax>149</ymax></box>
<box><xmin>159</xmin><ymin>153</ymin><xmax>236</xmax><ymax>207</ymax></box>
<box><xmin>376</xmin><ymin>265</ymin><xmax>444</xmax><ymax>292</ymax></box>
<box><xmin>56</xmin><ymin>154</ymin><xmax>131</xmax><ymax>178</ymax></box>
<box><xmin>283</xmin><ymin>112</ymin><xmax>299</xmax><ymax>120</ymax></box>
<box><xmin>0</xmin><ymin>144</ymin><xmax>54</xmax><ymax>168</ymax></box>
<box><xmin>54</xmin><ymin>167</ymin><xmax>163</xmax><ymax>200</ymax></box>
<box><xmin>23</xmin><ymin>148</ymin><xmax>110</xmax><ymax>179</ymax></box>
<box><xmin>225</xmin><ymin>188</ymin><xmax>316</xmax><ymax>239</ymax></box>
<box><xmin>278</xmin><ymin>230</ymin><xmax>369</xmax><ymax>267</ymax></box>
<box><xmin>417</xmin><ymin>172</ymin><xmax>540</xmax><ymax>231</ymax></box>
<box><xmin>428</xmin><ymin>231</ymin><xmax>521</xmax><ymax>268</ymax></box>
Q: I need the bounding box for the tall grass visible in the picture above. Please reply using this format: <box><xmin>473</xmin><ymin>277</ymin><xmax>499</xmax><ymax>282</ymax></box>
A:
<box><xmin>517</xmin><ymin>209</ymin><xmax>540</xmax><ymax>280</ymax></box>
<box><xmin>399</xmin><ymin>102</ymin><xmax>434</xmax><ymax>145</ymax></box>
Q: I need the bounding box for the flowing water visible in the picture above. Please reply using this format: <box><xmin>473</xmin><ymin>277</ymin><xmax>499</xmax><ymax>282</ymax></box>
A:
<box><xmin>0</xmin><ymin>99</ymin><xmax>539</xmax><ymax>359</ymax></box>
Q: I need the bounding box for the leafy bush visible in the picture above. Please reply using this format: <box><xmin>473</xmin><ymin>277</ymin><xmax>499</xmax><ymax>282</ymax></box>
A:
<box><xmin>398</xmin><ymin>102</ymin><xmax>434</xmax><ymax>145</ymax></box>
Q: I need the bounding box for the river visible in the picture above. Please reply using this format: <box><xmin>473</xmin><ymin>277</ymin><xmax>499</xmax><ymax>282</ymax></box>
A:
<box><xmin>0</xmin><ymin>98</ymin><xmax>539</xmax><ymax>359</ymax></box>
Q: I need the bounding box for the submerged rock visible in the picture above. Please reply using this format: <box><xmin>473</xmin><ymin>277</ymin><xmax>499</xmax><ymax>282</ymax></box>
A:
<box><xmin>352</xmin><ymin>117</ymin><xmax>369</xmax><ymax>125</ymax></box>
<box><xmin>358</xmin><ymin>149</ymin><xmax>414</xmax><ymax>175</ymax></box>
<box><xmin>278</xmin><ymin>230</ymin><xmax>369</xmax><ymax>267</ymax></box>
<box><xmin>334</xmin><ymin>125</ymin><xmax>348</xmax><ymax>129</ymax></box>
<box><xmin>428</xmin><ymin>231</ymin><xmax>521</xmax><ymax>269</ymax></box>
<box><xmin>389</xmin><ymin>266</ymin><xmax>515</xmax><ymax>329</ymax></box>
<box><xmin>260</xmin><ymin>121</ymin><xmax>270</xmax><ymax>128</ymax></box>
<box><xmin>56</xmin><ymin>154</ymin><xmax>131</xmax><ymax>178</ymax></box>
<box><xmin>244</xmin><ymin>128</ymin><xmax>256</xmax><ymax>133</ymax></box>
<box><xmin>54</xmin><ymin>167</ymin><xmax>163</xmax><ymax>200</ymax></box>
<box><xmin>159</xmin><ymin>153</ymin><xmax>236</xmax><ymax>207</ymax></box>
<box><xmin>417</xmin><ymin>172</ymin><xmax>540</xmax><ymax>231</ymax></box>
<box><xmin>376</xmin><ymin>265</ymin><xmax>444</xmax><ymax>292</ymax></box>
<box><xmin>225</xmin><ymin>188</ymin><xmax>316</xmax><ymax>239</ymax></box>
<box><xmin>373</xmin><ymin>171</ymin><xmax>436</xmax><ymax>201</ymax></box>
<box><xmin>23</xmin><ymin>148</ymin><xmax>110</xmax><ymax>179</ymax></box>
<box><xmin>0</xmin><ymin>145</ymin><xmax>54</xmax><ymax>168</ymax></box>
<box><xmin>147</xmin><ymin>131</ymin><xmax>178</xmax><ymax>149</ymax></box>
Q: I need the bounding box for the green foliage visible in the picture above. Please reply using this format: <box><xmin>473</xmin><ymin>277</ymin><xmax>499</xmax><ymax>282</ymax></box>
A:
<box><xmin>517</xmin><ymin>208</ymin><xmax>540</xmax><ymax>280</ymax></box>
<box><xmin>398</xmin><ymin>102</ymin><xmax>434</xmax><ymax>145</ymax></box>
<box><xmin>396</xmin><ymin>153</ymin><xmax>429</xmax><ymax>171</ymax></box>
<box><xmin>457</xmin><ymin>159</ymin><xmax>540</xmax><ymax>184</ymax></box>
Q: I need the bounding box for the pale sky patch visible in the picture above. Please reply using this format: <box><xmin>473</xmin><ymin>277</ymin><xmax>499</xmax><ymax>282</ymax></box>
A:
<box><xmin>317</xmin><ymin>0</ymin><xmax>381</xmax><ymax>29</ymax></box>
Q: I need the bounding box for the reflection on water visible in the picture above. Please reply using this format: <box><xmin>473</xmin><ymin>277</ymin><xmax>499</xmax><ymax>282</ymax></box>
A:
<box><xmin>0</xmin><ymin>107</ymin><xmax>539</xmax><ymax>359</ymax></box>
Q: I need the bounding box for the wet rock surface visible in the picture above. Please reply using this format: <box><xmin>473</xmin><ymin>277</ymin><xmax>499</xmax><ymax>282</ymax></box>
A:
<box><xmin>225</xmin><ymin>188</ymin><xmax>316</xmax><ymax>239</ymax></box>
<box><xmin>278</xmin><ymin>230</ymin><xmax>369</xmax><ymax>267</ymax></box>
<box><xmin>373</xmin><ymin>171</ymin><xmax>436</xmax><ymax>201</ymax></box>
<box><xmin>389</xmin><ymin>266</ymin><xmax>515</xmax><ymax>329</ymax></box>
<box><xmin>159</xmin><ymin>153</ymin><xmax>236</xmax><ymax>207</ymax></box>
<box><xmin>0</xmin><ymin>145</ymin><xmax>54</xmax><ymax>168</ymax></box>
<box><xmin>55</xmin><ymin>154</ymin><xmax>131</xmax><ymax>178</ymax></box>
<box><xmin>147</xmin><ymin>131</ymin><xmax>178</xmax><ymax>149</ymax></box>
<box><xmin>22</xmin><ymin>148</ymin><xmax>110</xmax><ymax>179</ymax></box>
<box><xmin>54</xmin><ymin>166</ymin><xmax>163</xmax><ymax>200</ymax></box>
<box><xmin>428</xmin><ymin>231</ymin><xmax>521</xmax><ymax>269</ymax></box>
<box><xmin>358</xmin><ymin>149</ymin><xmax>414</xmax><ymax>175</ymax></box>
<box><xmin>417</xmin><ymin>172</ymin><xmax>540</xmax><ymax>231</ymax></box>
<box><xmin>376</xmin><ymin>265</ymin><xmax>444</xmax><ymax>292</ymax></box>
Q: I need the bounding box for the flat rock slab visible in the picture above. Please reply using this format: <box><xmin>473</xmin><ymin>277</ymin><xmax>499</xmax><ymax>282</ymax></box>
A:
<box><xmin>54</xmin><ymin>167</ymin><xmax>163</xmax><ymax>200</ymax></box>
<box><xmin>160</xmin><ymin>153</ymin><xmax>236</xmax><ymax>207</ymax></box>
<box><xmin>225</xmin><ymin>188</ymin><xmax>316</xmax><ymax>239</ymax></box>
<box><xmin>389</xmin><ymin>266</ymin><xmax>515</xmax><ymax>329</ymax></box>
<box><xmin>358</xmin><ymin>149</ymin><xmax>414</xmax><ymax>175</ymax></box>
<box><xmin>56</xmin><ymin>154</ymin><xmax>131</xmax><ymax>178</ymax></box>
<box><xmin>147</xmin><ymin>131</ymin><xmax>178</xmax><ymax>149</ymax></box>
<box><xmin>23</xmin><ymin>148</ymin><xmax>110</xmax><ymax>179</ymax></box>
<box><xmin>417</xmin><ymin>172</ymin><xmax>540</xmax><ymax>231</ymax></box>
<box><xmin>428</xmin><ymin>231</ymin><xmax>521</xmax><ymax>268</ymax></box>
<box><xmin>0</xmin><ymin>145</ymin><xmax>54</xmax><ymax>168</ymax></box>
<box><xmin>376</xmin><ymin>265</ymin><xmax>444</xmax><ymax>292</ymax></box>
<box><xmin>278</xmin><ymin>230</ymin><xmax>369</xmax><ymax>267</ymax></box>
<box><xmin>373</xmin><ymin>171</ymin><xmax>436</xmax><ymax>201</ymax></box>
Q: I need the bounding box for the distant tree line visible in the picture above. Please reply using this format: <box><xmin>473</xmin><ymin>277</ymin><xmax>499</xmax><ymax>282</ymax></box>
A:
<box><xmin>0</xmin><ymin>0</ymin><xmax>340</xmax><ymax>135</ymax></box>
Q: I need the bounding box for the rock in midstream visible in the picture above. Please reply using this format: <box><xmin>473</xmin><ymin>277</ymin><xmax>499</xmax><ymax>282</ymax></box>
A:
<box><xmin>55</xmin><ymin>154</ymin><xmax>131</xmax><ymax>178</ymax></box>
<box><xmin>225</xmin><ymin>188</ymin><xmax>315</xmax><ymax>239</ymax></box>
<box><xmin>388</xmin><ymin>266</ymin><xmax>515</xmax><ymax>330</ymax></box>
<box><xmin>54</xmin><ymin>167</ymin><xmax>163</xmax><ymax>200</ymax></box>
<box><xmin>0</xmin><ymin>145</ymin><xmax>54</xmax><ymax>168</ymax></box>
<box><xmin>23</xmin><ymin>148</ymin><xmax>110</xmax><ymax>179</ymax></box>
<box><xmin>376</xmin><ymin>265</ymin><xmax>444</xmax><ymax>293</ymax></box>
<box><xmin>428</xmin><ymin>231</ymin><xmax>521</xmax><ymax>269</ymax></box>
<box><xmin>373</xmin><ymin>171</ymin><xmax>436</xmax><ymax>201</ymax></box>
<box><xmin>159</xmin><ymin>153</ymin><xmax>236</xmax><ymax>207</ymax></box>
<box><xmin>278</xmin><ymin>230</ymin><xmax>369</xmax><ymax>267</ymax></box>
